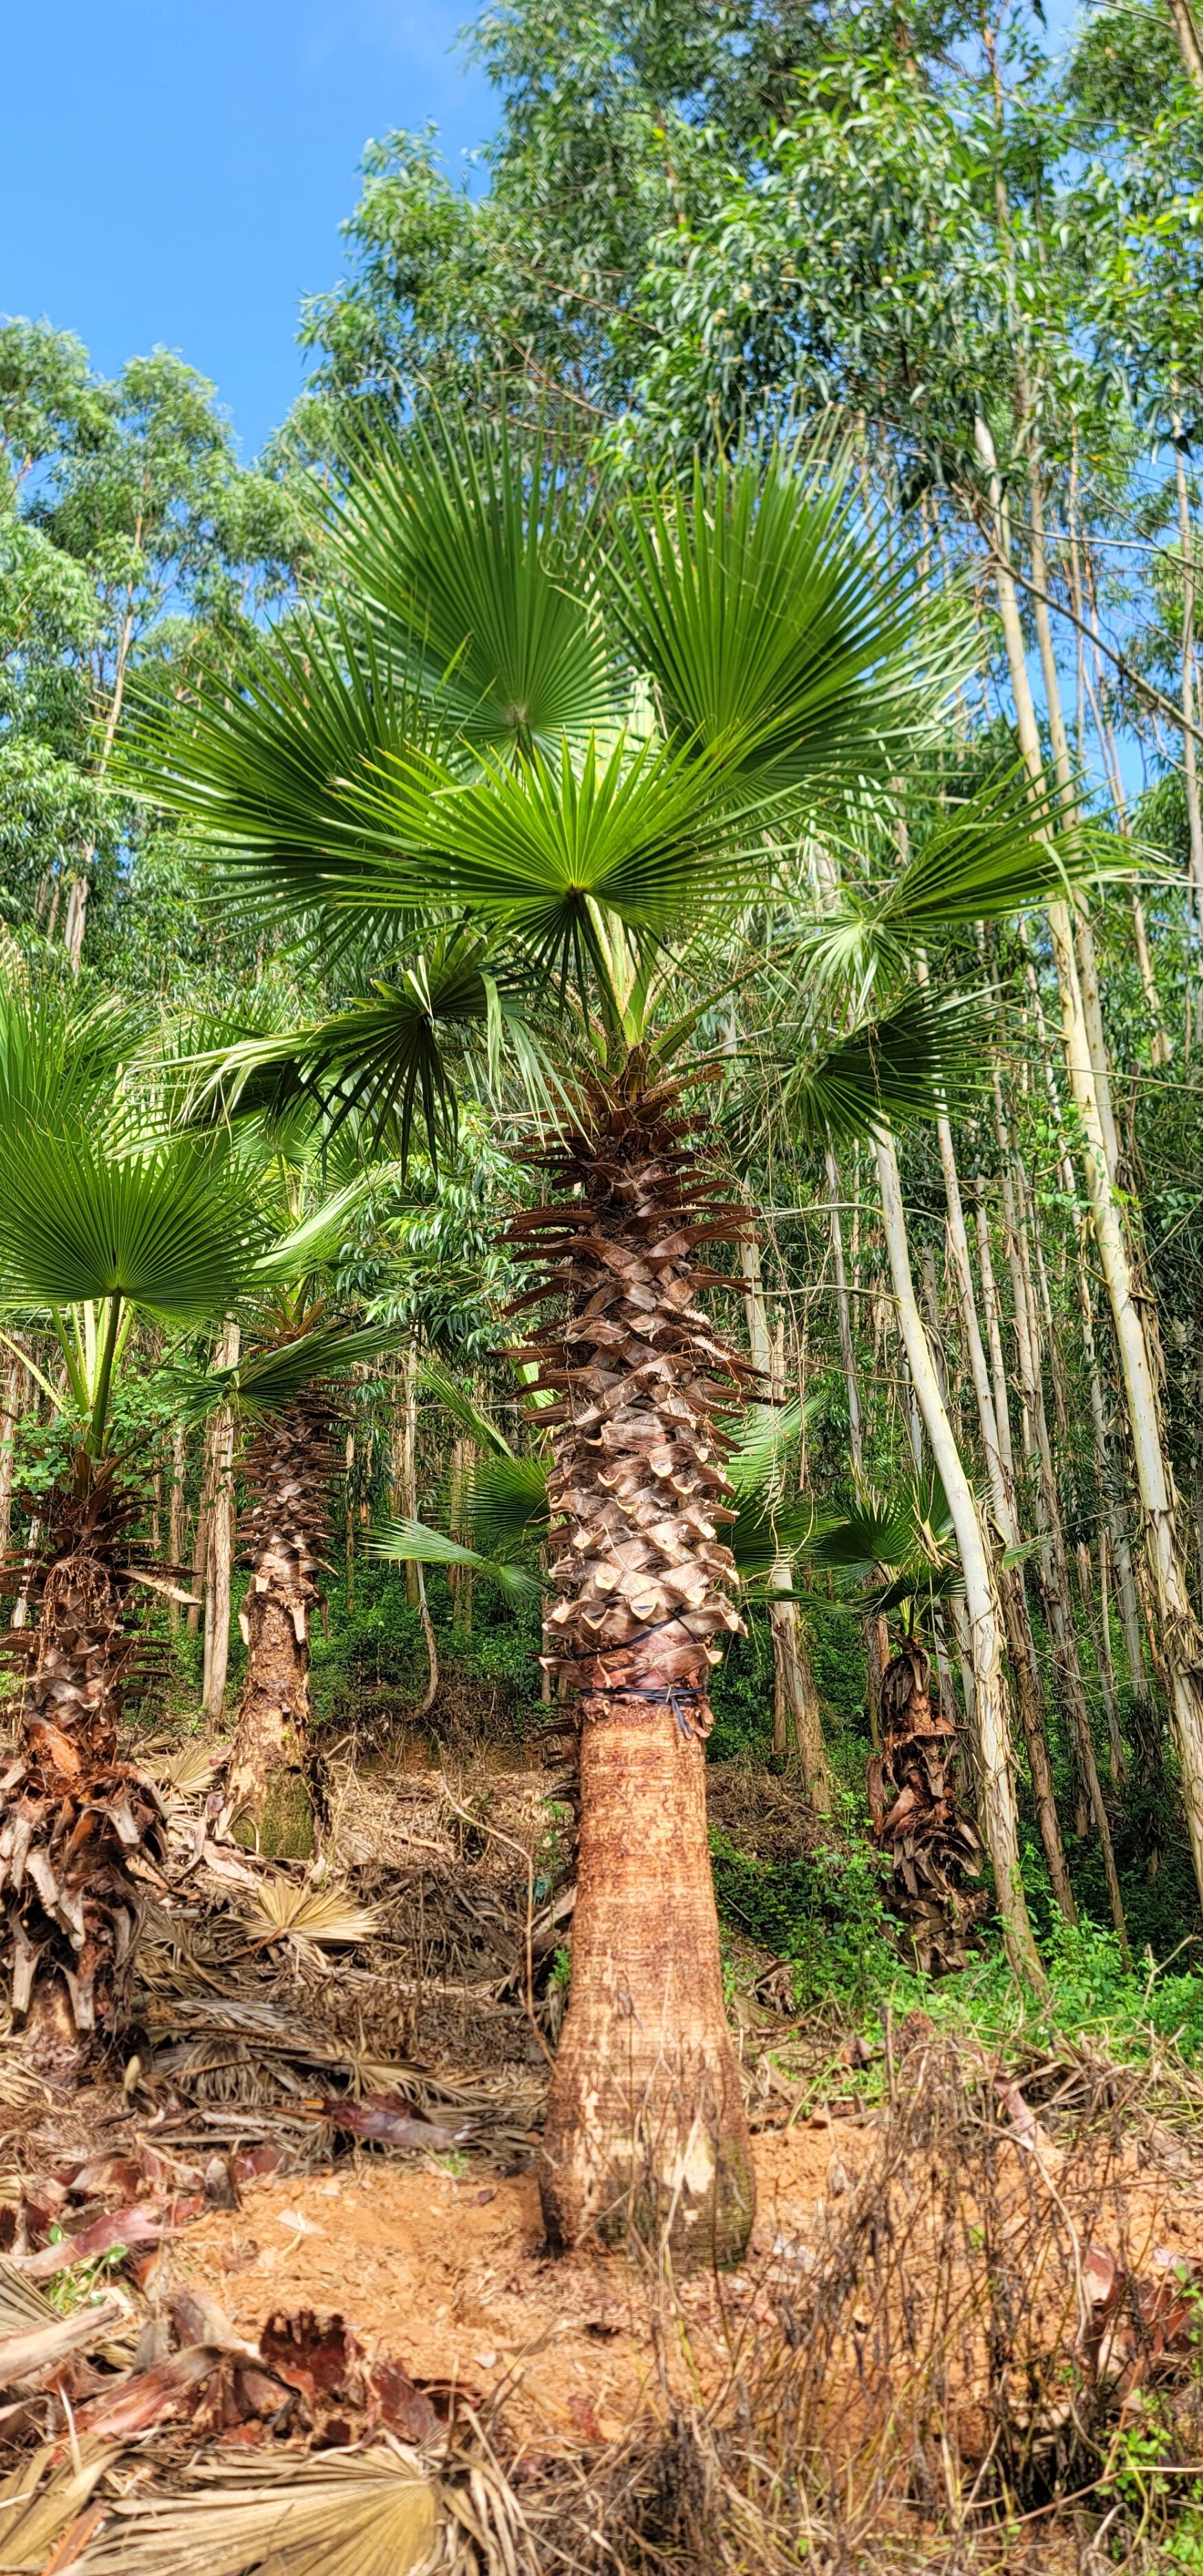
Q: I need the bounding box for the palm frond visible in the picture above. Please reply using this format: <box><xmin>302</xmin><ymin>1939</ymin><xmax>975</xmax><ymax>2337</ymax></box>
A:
<box><xmin>122</xmin><ymin>602</ymin><xmax>450</xmax><ymax>939</ymax></box>
<box><xmin>367</xmin><ymin>1516</ymin><xmax>543</xmax><ymax>1603</ymax></box>
<box><xmin>730</xmin><ymin>1494</ymin><xmax>817</xmax><ymax>1583</ymax></box>
<box><xmin>72</xmin><ymin>2445</ymin><xmax>440</xmax><ymax>2576</ymax></box>
<box><xmin>418</xmin><ymin>1362</ymin><xmax>514</xmax><ymax>1458</ymax></box>
<box><xmin>142</xmin><ymin>1740</ymin><xmax>223</xmax><ymax>1797</ymax></box>
<box><xmin>609</xmin><ymin>448</ymin><xmax>968</xmax><ymax>799</ymax></box>
<box><xmin>803</xmin><ymin>1469</ymin><xmax>964</xmax><ymax>1617</ymax></box>
<box><xmin>782</xmin><ymin>983</ymin><xmax>994</xmax><ymax>1147</ymax></box>
<box><xmin>243</xmin><ymin>1879</ymin><xmax>380</xmax><ymax>1947</ymax></box>
<box><xmin>0</xmin><ymin>2440</ymin><xmax>113</xmax><ymax>2573</ymax></box>
<box><xmin>876</xmin><ymin>767</ymin><xmax>1132</xmax><ymax>935</ymax></box>
<box><xmin>0</xmin><ymin>1129</ymin><xmax>263</xmax><ymax>1321</ymax></box>
<box><xmin>171</xmin><ymin>1322</ymin><xmax>400</xmax><ymax>1426</ymax></box>
<box><xmin>329</xmin><ymin>413</ymin><xmax>616</xmax><ymax>760</ymax></box>
<box><xmin>460</xmin><ymin>1451</ymin><xmax>550</xmax><ymax>1557</ymax></box>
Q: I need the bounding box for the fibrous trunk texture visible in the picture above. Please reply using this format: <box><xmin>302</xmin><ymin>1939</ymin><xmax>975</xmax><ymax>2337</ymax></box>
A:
<box><xmin>505</xmin><ymin>1061</ymin><xmax>756</xmax><ymax>2267</ymax></box>
<box><xmin>0</xmin><ymin>1458</ymin><xmax>166</xmax><ymax>2080</ymax></box>
<box><xmin>867</xmin><ymin>1640</ymin><xmax>990</xmax><ymax>1973</ymax></box>
<box><xmin>226</xmin><ymin>1390</ymin><xmax>340</xmax><ymax>1859</ymax></box>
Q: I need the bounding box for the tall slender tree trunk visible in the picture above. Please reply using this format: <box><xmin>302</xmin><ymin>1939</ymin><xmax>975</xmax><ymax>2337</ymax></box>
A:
<box><xmin>874</xmin><ymin>1131</ymin><xmax>1043</xmax><ymax>1984</ymax></box>
<box><xmin>825</xmin><ymin>1148</ymin><xmax>886</xmax><ymax>1746</ymax></box>
<box><xmin>517</xmin><ymin>1065</ymin><xmax>755</xmax><ymax>2265</ymax></box>
<box><xmin>935</xmin><ymin>1119</ymin><xmax>1074</xmax><ymax>1917</ymax></box>
<box><xmin>1167</xmin><ymin>0</ymin><xmax>1203</xmax><ymax>93</ymax></box>
<box><xmin>976</xmin><ymin>411</ymin><xmax>1203</xmax><ymax>1912</ymax></box>
<box><xmin>741</xmin><ymin>1233</ymin><xmax>832</xmax><ymax>1808</ymax></box>
<box><xmin>202</xmin><ymin>1322</ymin><xmax>239</xmax><ymax>1723</ymax></box>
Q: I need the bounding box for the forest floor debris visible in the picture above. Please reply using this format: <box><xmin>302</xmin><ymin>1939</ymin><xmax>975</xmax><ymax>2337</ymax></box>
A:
<box><xmin>5</xmin><ymin>1756</ymin><xmax>1203</xmax><ymax>2566</ymax></box>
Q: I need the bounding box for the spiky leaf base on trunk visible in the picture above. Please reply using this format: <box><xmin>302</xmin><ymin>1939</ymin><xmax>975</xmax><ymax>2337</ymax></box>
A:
<box><xmin>226</xmin><ymin>1392</ymin><xmax>341</xmax><ymax>1859</ymax></box>
<box><xmin>505</xmin><ymin>1059</ymin><xmax>757</xmax><ymax>2267</ymax></box>
<box><xmin>0</xmin><ymin>1456</ymin><xmax>167</xmax><ymax>2075</ymax></box>
<box><xmin>866</xmin><ymin>1639</ymin><xmax>990</xmax><ymax>1975</ymax></box>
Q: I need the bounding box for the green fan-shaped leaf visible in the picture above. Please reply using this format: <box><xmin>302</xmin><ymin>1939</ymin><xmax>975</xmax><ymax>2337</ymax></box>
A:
<box><xmin>609</xmin><ymin>449</ymin><xmax>965</xmax><ymax>798</ymax></box>
<box><xmin>783</xmin><ymin>984</ymin><xmax>994</xmax><ymax>1147</ymax></box>
<box><xmin>876</xmin><ymin>766</ymin><xmax>1131</xmax><ymax>934</ymax></box>
<box><xmin>173</xmin><ymin>1323</ymin><xmax>401</xmax><ymax>1425</ymax></box>
<box><xmin>122</xmin><ymin>601</ymin><xmax>448</xmax><ymax>936</ymax></box>
<box><xmin>367</xmin><ymin>1516</ymin><xmax>543</xmax><ymax>1603</ymax></box>
<box><xmin>0</xmin><ymin>1129</ymin><xmax>262</xmax><ymax>1321</ymax></box>
<box><xmin>329</xmin><ymin>415</ymin><xmax>615</xmax><ymax>760</ymax></box>
<box><xmin>461</xmin><ymin>1451</ymin><xmax>550</xmax><ymax>1557</ymax></box>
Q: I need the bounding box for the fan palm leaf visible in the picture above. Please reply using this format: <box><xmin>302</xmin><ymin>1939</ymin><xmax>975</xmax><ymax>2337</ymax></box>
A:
<box><xmin>328</xmin><ymin>413</ymin><xmax>614</xmax><ymax>759</ymax></box>
<box><xmin>0</xmin><ymin>1129</ymin><xmax>263</xmax><ymax>1321</ymax></box>
<box><xmin>608</xmin><ymin>448</ymin><xmax>966</xmax><ymax>796</ymax></box>
<box><xmin>72</xmin><ymin>2446</ymin><xmax>441</xmax><ymax>2576</ymax></box>
<box><xmin>780</xmin><ymin>982</ymin><xmax>995</xmax><ymax>1147</ymax></box>
<box><xmin>367</xmin><ymin>1515</ymin><xmax>543</xmax><ymax>1603</ymax></box>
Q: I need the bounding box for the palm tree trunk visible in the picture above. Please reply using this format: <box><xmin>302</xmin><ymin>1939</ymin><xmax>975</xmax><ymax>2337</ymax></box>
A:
<box><xmin>513</xmin><ymin>1065</ymin><xmax>755</xmax><ymax>2266</ymax></box>
<box><xmin>874</xmin><ymin>1131</ymin><xmax>1043</xmax><ymax>1986</ymax></box>
<box><xmin>1</xmin><ymin>1459</ymin><xmax>164</xmax><ymax>2069</ymax></box>
<box><xmin>225</xmin><ymin>1389</ymin><xmax>339</xmax><ymax>1857</ymax></box>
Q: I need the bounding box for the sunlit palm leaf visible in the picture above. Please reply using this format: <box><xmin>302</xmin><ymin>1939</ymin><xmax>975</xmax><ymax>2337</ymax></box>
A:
<box><xmin>329</xmin><ymin>415</ymin><xmax>615</xmax><ymax>759</ymax></box>
<box><xmin>0</xmin><ymin>1131</ymin><xmax>263</xmax><ymax>1321</ymax></box>
<box><xmin>243</xmin><ymin>1879</ymin><xmax>380</xmax><ymax>1946</ymax></box>
<box><xmin>74</xmin><ymin>2445</ymin><xmax>441</xmax><ymax>2576</ymax></box>
<box><xmin>123</xmin><ymin>603</ymin><xmax>448</xmax><ymax>939</ymax></box>
<box><xmin>367</xmin><ymin>1516</ymin><xmax>542</xmax><ymax>1603</ymax></box>
<box><xmin>876</xmin><ymin>766</ymin><xmax>1129</xmax><ymax>933</ymax></box>
<box><xmin>0</xmin><ymin>987</ymin><xmax>144</xmax><ymax>1142</ymax></box>
<box><xmin>609</xmin><ymin>449</ymin><xmax>966</xmax><ymax>797</ymax></box>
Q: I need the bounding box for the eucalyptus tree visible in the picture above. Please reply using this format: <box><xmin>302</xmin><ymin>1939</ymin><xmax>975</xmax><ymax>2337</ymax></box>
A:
<box><xmin>0</xmin><ymin>324</ymin><xmax>311</xmax><ymax>970</ymax></box>
<box><xmin>130</xmin><ymin>422</ymin><xmax>1100</xmax><ymax>2259</ymax></box>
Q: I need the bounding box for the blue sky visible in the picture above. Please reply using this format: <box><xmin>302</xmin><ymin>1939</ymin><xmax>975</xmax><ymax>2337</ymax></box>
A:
<box><xmin>1</xmin><ymin>1</ymin><xmax>496</xmax><ymax>458</ymax></box>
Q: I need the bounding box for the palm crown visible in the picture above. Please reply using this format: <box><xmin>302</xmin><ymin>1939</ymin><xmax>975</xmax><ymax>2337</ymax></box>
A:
<box><xmin>126</xmin><ymin>420</ymin><xmax>1101</xmax><ymax>1147</ymax></box>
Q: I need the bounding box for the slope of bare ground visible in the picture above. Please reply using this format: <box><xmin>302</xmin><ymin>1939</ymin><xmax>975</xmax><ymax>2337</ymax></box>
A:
<box><xmin>4</xmin><ymin>1753</ymin><xmax>1203</xmax><ymax>2569</ymax></box>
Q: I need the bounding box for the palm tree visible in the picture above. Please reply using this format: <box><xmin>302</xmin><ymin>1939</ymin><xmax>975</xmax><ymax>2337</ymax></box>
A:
<box><xmin>129</xmin><ymin>421</ymin><xmax>1109</xmax><ymax>2264</ymax></box>
<box><xmin>191</xmin><ymin>1297</ymin><xmax>398</xmax><ymax>1855</ymax></box>
<box><xmin>0</xmin><ymin>987</ymin><xmax>272</xmax><ymax>2070</ymax></box>
<box><xmin>803</xmin><ymin>1475</ymin><xmax>990</xmax><ymax>1972</ymax></box>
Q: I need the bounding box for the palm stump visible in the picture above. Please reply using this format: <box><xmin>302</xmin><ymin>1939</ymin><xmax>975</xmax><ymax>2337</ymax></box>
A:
<box><xmin>506</xmin><ymin>1059</ymin><xmax>757</xmax><ymax>2266</ymax></box>
<box><xmin>227</xmin><ymin>1388</ymin><xmax>341</xmax><ymax>1858</ymax></box>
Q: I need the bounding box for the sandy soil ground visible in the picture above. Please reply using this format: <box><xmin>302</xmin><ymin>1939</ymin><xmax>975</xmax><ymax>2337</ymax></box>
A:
<box><xmin>169</xmin><ymin>2115</ymin><xmax>873</xmax><ymax>2449</ymax></box>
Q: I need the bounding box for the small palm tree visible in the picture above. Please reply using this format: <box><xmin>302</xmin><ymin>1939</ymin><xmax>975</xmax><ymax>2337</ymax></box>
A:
<box><xmin>191</xmin><ymin>1295</ymin><xmax>397</xmax><ymax>1854</ymax></box>
<box><xmin>804</xmin><ymin>1475</ymin><xmax>988</xmax><ymax>1971</ymax></box>
<box><xmin>131</xmin><ymin>421</ymin><xmax>1103</xmax><ymax>2263</ymax></box>
<box><xmin>0</xmin><ymin>987</ymin><xmax>271</xmax><ymax>2069</ymax></box>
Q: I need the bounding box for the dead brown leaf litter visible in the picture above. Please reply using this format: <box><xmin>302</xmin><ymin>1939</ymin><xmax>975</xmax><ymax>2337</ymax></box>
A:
<box><xmin>3</xmin><ymin>1754</ymin><xmax>1203</xmax><ymax>2570</ymax></box>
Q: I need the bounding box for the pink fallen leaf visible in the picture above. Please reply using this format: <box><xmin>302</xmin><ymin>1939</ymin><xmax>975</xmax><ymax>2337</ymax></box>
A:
<box><xmin>20</xmin><ymin>2202</ymin><xmax>166</xmax><ymax>2280</ymax></box>
<box><xmin>318</xmin><ymin>2095</ymin><xmax>468</xmax><ymax>2150</ymax></box>
<box><xmin>67</xmin><ymin>2343</ymin><xmax>221</xmax><ymax>2443</ymax></box>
